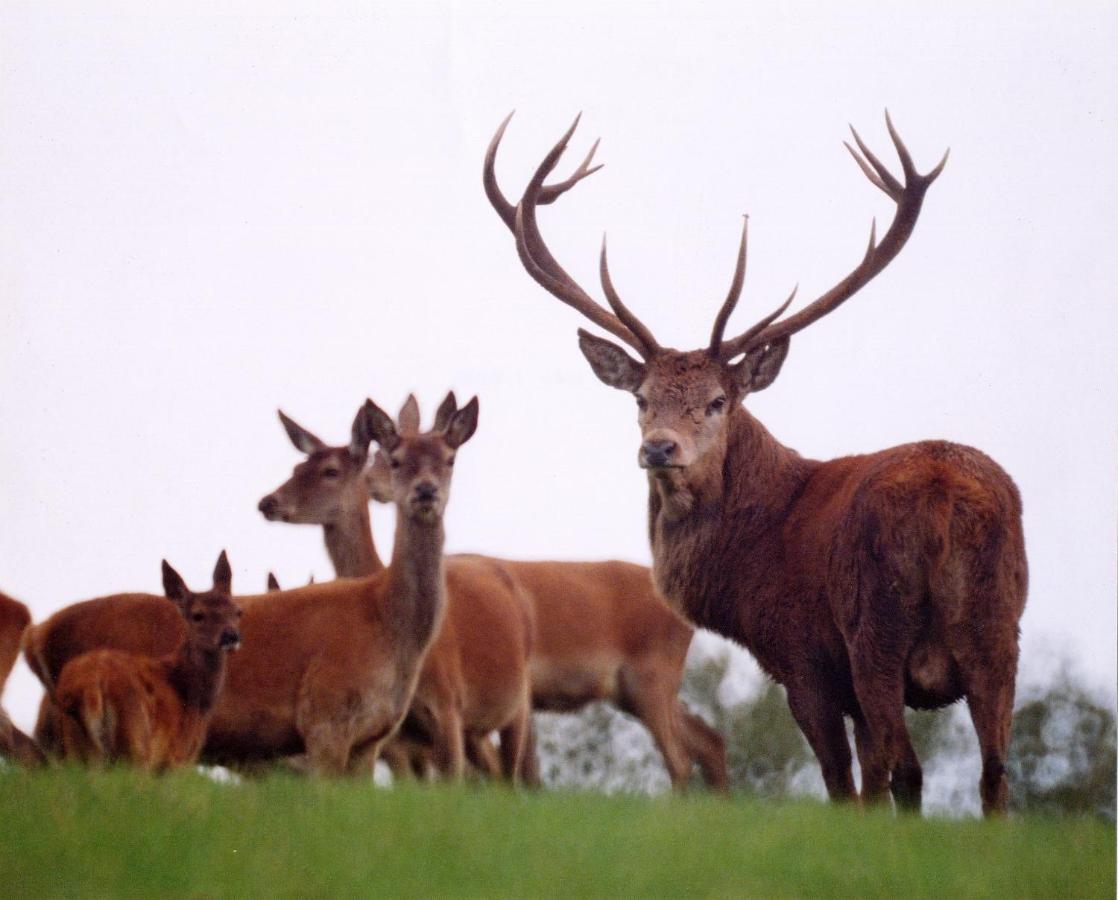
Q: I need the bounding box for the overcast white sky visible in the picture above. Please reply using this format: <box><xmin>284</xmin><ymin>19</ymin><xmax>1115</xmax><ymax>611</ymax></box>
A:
<box><xmin>2</xmin><ymin>1</ymin><xmax>1115</xmax><ymax>731</ymax></box>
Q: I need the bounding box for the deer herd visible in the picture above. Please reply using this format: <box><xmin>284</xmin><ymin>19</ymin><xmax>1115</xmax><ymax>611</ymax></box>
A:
<box><xmin>0</xmin><ymin>113</ymin><xmax>1027</xmax><ymax>817</ymax></box>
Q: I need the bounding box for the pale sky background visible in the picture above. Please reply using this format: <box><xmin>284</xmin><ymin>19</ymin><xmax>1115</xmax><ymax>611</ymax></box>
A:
<box><xmin>2</xmin><ymin>1</ymin><xmax>1115</xmax><ymax>733</ymax></box>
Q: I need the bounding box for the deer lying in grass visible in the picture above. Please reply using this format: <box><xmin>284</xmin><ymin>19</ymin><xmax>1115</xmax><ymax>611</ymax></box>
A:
<box><xmin>486</xmin><ymin>112</ymin><xmax>1027</xmax><ymax>815</ymax></box>
<box><xmin>0</xmin><ymin>591</ymin><xmax>43</xmax><ymax>766</ymax></box>
<box><xmin>260</xmin><ymin>397</ymin><xmax>727</xmax><ymax>790</ymax></box>
<box><xmin>28</xmin><ymin>395</ymin><xmax>518</xmax><ymax>777</ymax></box>
<box><xmin>54</xmin><ymin>553</ymin><xmax>241</xmax><ymax>770</ymax></box>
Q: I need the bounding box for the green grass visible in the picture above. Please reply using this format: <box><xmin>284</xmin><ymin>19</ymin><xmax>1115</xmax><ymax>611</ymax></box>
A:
<box><xmin>1</xmin><ymin>768</ymin><xmax>1113</xmax><ymax>898</ymax></box>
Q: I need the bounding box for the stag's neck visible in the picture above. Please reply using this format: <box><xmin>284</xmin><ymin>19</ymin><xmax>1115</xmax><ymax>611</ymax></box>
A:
<box><xmin>324</xmin><ymin>501</ymin><xmax>383</xmax><ymax>577</ymax></box>
<box><xmin>649</xmin><ymin>406</ymin><xmax>817</xmax><ymax>633</ymax></box>
<box><xmin>167</xmin><ymin>644</ymin><xmax>229</xmax><ymax>713</ymax></box>
<box><xmin>383</xmin><ymin>513</ymin><xmax>447</xmax><ymax>666</ymax></box>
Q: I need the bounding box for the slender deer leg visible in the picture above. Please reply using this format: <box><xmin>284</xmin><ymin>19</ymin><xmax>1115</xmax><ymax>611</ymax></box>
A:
<box><xmin>497</xmin><ymin>694</ymin><xmax>532</xmax><ymax>786</ymax></box>
<box><xmin>619</xmin><ymin>667</ymin><xmax>692</xmax><ymax>789</ymax></box>
<box><xmin>785</xmin><ymin>682</ymin><xmax>857</xmax><ymax>803</ymax></box>
<box><xmin>431</xmin><ymin>707</ymin><xmax>466</xmax><ymax>782</ymax></box>
<box><xmin>677</xmin><ymin>702</ymin><xmax>728</xmax><ymax>792</ymax></box>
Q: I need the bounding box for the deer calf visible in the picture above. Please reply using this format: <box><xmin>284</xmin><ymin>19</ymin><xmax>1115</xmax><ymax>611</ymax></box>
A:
<box><xmin>54</xmin><ymin>552</ymin><xmax>242</xmax><ymax>771</ymax></box>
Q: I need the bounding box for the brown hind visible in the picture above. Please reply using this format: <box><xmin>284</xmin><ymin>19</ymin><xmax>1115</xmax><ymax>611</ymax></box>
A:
<box><xmin>0</xmin><ymin>590</ymin><xmax>42</xmax><ymax>765</ymax></box>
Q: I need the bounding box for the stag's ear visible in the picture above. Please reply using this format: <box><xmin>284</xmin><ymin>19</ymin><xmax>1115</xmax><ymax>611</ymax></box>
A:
<box><xmin>266</xmin><ymin>572</ymin><xmax>281</xmax><ymax>592</ymax></box>
<box><xmin>577</xmin><ymin>330</ymin><xmax>645</xmax><ymax>392</ymax></box>
<box><xmin>162</xmin><ymin>560</ymin><xmax>190</xmax><ymax>604</ymax></box>
<box><xmin>365</xmin><ymin>451</ymin><xmax>394</xmax><ymax>503</ymax></box>
<box><xmin>445</xmin><ymin>396</ymin><xmax>479</xmax><ymax>449</ymax></box>
<box><xmin>278</xmin><ymin>410</ymin><xmax>327</xmax><ymax>456</ymax></box>
<box><xmin>433</xmin><ymin>392</ymin><xmax>457</xmax><ymax>433</ymax></box>
<box><xmin>363</xmin><ymin>400</ymin><xmax>400</xmax><ymax>451</ymax></box>
<box><xmin>731</xmin><ymin>337</ymin><xmax>791</xmax><ymax>394</ymax></box>
<box><xmin>397</xmin><ymin>394</ymin><xmax>421</xmax><ymax>435</ymax></box>
<box><xmin>212</xmin><ymin>550</ymin><xmax>233</xmax><ymax>595</ymax></box>
<box><xmin>348</xmin><ymin>402</ymin><xmax>375</xmax><ymax>462</ymax></box>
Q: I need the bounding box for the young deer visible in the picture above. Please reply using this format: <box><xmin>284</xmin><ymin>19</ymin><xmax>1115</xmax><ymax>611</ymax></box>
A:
<box><xmin>260</xmin><ymin>396</ymin><xmax>533</xmax><ymax>783</ymax></box>
<box><xmin>0</xmin><ymin>590</ymin><xmax>43</xmax><ymax>766</ymax></box>
<box><xmin>53</xmin><ymin>552</ymin><xmax>241</xmax><ymax>770</ymax></box>
<box><xmin>262</xmin><ymin>396</ymin><xmax>727</xmax><ymax>791</ymax></box>
<box><xmin>486</xmin><ymin>113</ymin><xmax>1027</xmax><ymax>815</ymax></box>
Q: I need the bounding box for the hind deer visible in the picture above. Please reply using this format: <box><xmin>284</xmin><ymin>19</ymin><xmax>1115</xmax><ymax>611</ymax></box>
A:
<box><xmin>0</xmin><ymin>591</ymin><xmax>42</xmax><ymax>765</ymax></box>
<box><xmin>260</xmin><ymin>396</ymin><xmax>727</xmax><ymax>791</ymax></box>
<box><xmin>54</xmin><ymin>552</ymin><xmax>241</xmax><ymax>770</ymax></box>
<box><xmin>28</xmin><ymin>395</ymin><xmax>522</xmax><ymax>777</ymax></box>
<box><xmin>485</xmin><ymin>112</ymin><xmax>1028</xmax><ymax>816</ymax></box>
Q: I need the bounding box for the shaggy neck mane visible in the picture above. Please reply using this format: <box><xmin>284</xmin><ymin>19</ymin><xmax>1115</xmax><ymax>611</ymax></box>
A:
<box><xmin>649</xmin><ymin>405</ymin><xmax>817</xmax><ymax>638</ymax></box>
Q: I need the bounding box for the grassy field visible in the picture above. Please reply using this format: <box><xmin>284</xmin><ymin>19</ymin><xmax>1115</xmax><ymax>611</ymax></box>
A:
<box><xmin>1</xmin><ymin>767</ymin><xmax>1113</xmax><ymax>898</ymax></box>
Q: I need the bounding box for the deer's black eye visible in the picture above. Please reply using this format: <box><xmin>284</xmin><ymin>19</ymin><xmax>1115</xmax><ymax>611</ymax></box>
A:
<box><xmin>707</xmin><ymin>396</ymin><xmax>727</xmax><ymax>416</ymax></box>
<box><xmin>321</xmin><ymin>468</ymin><xmax>340</xmax><ymax>479</ymax></box>
<box><xmin>446</xmin><ymin>456</ymin><xmax>455</xmax><ymax>468</ymax></box>
<box><xmin>390</xmin><ymin>458</ymin><xmax>401</xmax><ymax>470</ymax></box>
<box><xmin>192</xmin><ymin>612</ymin><xmax>205</xmax><ymax>622</ymax></box>
<box><xmin>635</xmin><ymin>396</ymin><xmax>648</xmax><ymax>412</ymax></box>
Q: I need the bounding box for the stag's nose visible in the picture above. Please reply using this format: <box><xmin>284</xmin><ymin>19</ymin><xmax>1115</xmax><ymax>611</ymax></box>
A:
<box><xmin>414</xmin><ymin>481</ymin><xmax>438</xmax><ymax>502</ymax></box>
<box><xmin>258</xmin><ymin>496</ymin><xmax>278</xmax><ymax>518</ymax></box>
<box><xmin>220</xmin><ymin>628</ymin><xmax>241</xmax><ymax>650</ymax></box>
<box><xmin>641</xmin><ymin>440</ymin><xmax>677</xmax><ymax>468</ymax></box>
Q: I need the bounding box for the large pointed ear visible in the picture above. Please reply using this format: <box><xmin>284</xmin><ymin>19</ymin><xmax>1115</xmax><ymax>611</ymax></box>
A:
<box><xmin>278</xmin><ymin>410</ymin><xmax>327</xmax><ymax>455</ymax></box>
<box><xmin>362</xmin><ymin>399</ymin><xmax>400</xmax><ymax>452</ymax></box>
<box><xmin>365</xmin><ymin>450</ymin><xmax>394</xmax><ymax>503</ymax></box>
<box><xmin>397</xmin><ymin>394</ymin><xmax>421</xmax><ymax>436</ymax></box>
<box><xmin>212</xmin><ymin>550</ymin><xmax>233</xmax><ymax>595</ymax></box>
<box><xmin>162</xmin><ymin>559</ymin><xmax>190</xmax><ymax>604</ymax></box>
<box><xmin>433</xmin><ymin>392</ymin><xmax>457</xmax><ymax>433</ymax></box>
<box><xmin>730</xmin><ymin>337</ymin><xmax>791</xmax><ymax>395</ymax></box>
<box><xmin>577</xmin><ymin>329</ymin><xmax>645</xmax><ymax>392</ymax></box>
<box><xmin>348</xmin><ymin>402</ymin><xmax>374</xmax><ymax>462</ymax></box>
<box><xmin>444</xmin><ymin>396</ymin><xmax>479</xmax><ymax>449</ymax></box>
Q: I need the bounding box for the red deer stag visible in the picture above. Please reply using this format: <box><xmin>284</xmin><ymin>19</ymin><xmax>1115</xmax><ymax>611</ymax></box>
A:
<box><xmin>0</xmin><ymin>591</ymin><xmax>42</xmax><ymax>765</ymax></box>
<box><xmin>262</xmin><ymin>396</ymin><xmax>727</xmax><ymax>790</ymax></box>
<box><xmin>54</xmin><ymin>552</ymin><xmax>241</xmax><ymax>770</ymax></box>
<box><xmin>485</xmin><ymin>112</ymin><xmax>1027</xmax><ymax>816</ymax></box>
<box><xmin>28</xmin><ymin>396</ymin><xmax>522</xmax><ymax>777</ymax></box>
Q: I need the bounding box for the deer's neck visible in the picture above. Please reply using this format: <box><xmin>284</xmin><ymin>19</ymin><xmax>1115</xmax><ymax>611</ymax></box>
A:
<box><xmin>649</xmin><ymin>406</ymin><xmax>816</xmax><ymax>634</ymax></box>
<box><xmin>324</xmin><ymin>500</ymin><xmax>383</xmax><ymax>577</ymax></box>
<box><xmin>383</xmin><ymin>513</ymin><xmax>447</xmax><ymax>667</ymax></box>
<box><xmin>167</xmin><ymin>643</ymin><xmax>229</xmax><ymax>713</ymax></box>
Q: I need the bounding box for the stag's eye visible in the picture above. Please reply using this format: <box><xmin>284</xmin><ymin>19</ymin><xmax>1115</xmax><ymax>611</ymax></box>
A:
<box><xmin>390</xmin><ymin>458</ymin><xmax>401</xmax><ymax>470</ymax></box>
<box><xmin>192</xmin><ymin>612</ymin><xmax>205</xmax><ymax>622</ymax></box>
<box><xmin>635</xmin><ymin>395</ymin><xmax>648</xmax><ymax>412</ymax></box>
<box><xmin>321</xmin><ymin>467</ymin><xmax>340</xmax><ymax>479</ymax></box>
<box><xmin>446</xmin><ymin>455</ymin><xmax>455</xmax><ymax>468</ymax></box>
<box><xmin>707</xmin><ymin>396</ymin><xmax>727</xmax><ymax>416</ymax></box>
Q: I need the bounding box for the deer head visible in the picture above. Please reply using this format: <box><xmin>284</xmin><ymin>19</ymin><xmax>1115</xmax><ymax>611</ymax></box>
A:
<box><xmin>484</xmin><ymin>112</ymin><xmax>946</xmax><ymax>479</ymax></box>
<box><xmin>161</xmin><ymin>551</ymin><xmax>242</xmax><ymax>652</ymax></box>
<box><xmin>258</xmin><ymin>407</ymin><xmax>374</xmax><ymax>524</ymax></box>
<box><xmin>360</xmin><ymin>392</ymin><xmax>479</xmax><ymax>524</ymax></box>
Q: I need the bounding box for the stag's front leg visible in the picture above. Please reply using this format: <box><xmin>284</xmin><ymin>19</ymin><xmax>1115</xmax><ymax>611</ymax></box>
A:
<box><xmin>784</xmin><ymin>680</ymin><xmax>857</xmax><ymax>803</ymax></box>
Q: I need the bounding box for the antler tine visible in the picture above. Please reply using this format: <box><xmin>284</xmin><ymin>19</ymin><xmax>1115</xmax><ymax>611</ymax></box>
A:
<box><xmin>599</xmin><ymin>235</ymin><xmax>660</xmax><ymax>354</ymax></box>
<box><xmin>720</xmin><ymin>113</ymin><xmax>947</xmax><ymax>360</ymax></box>
<box><xmin>708</xmin><ymin>216</ymin><xmax>749</xmax><ymax>354</ymax></box>
<box><xmin>718</xmin><ymin>285</ymin><xmax>797</xmax><ymax>360</ymax></box>
<box><xmin>487</xmin><ymin>113</ymin><xmax>658</xmax><ymax>358</ymax></box>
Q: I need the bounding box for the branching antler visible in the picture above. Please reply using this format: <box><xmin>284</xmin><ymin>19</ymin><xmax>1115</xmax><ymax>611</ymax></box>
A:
<box><xmin>484</xmin><ymin>114</ymin><xmax>658</xmax><ymax>358</ymax></box>
<box><xmin>717</xmin><ymin>111</ymin><xmax>948</xmax><ymax>361</ymax></box>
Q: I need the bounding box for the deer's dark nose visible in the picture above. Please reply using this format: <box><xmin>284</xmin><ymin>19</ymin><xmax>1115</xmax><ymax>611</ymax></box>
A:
<box><xmin>258</xmin><ymin>496</ymin><xmax>277</xmax><ymax>518</ymax></box>
<box><xmin>220</xmin><ymin>628</ymin><xmax>241</xmax><ymax>650</ymax></box>
<box><xmin>641</xmin><ymin>440</ymin><xmax>677</xmax><ymax>468</ymax></box>
<box><xmin>415</xmin><ymin>482</ymin><xmax>438</xmax><ymax>502</ymax></box>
